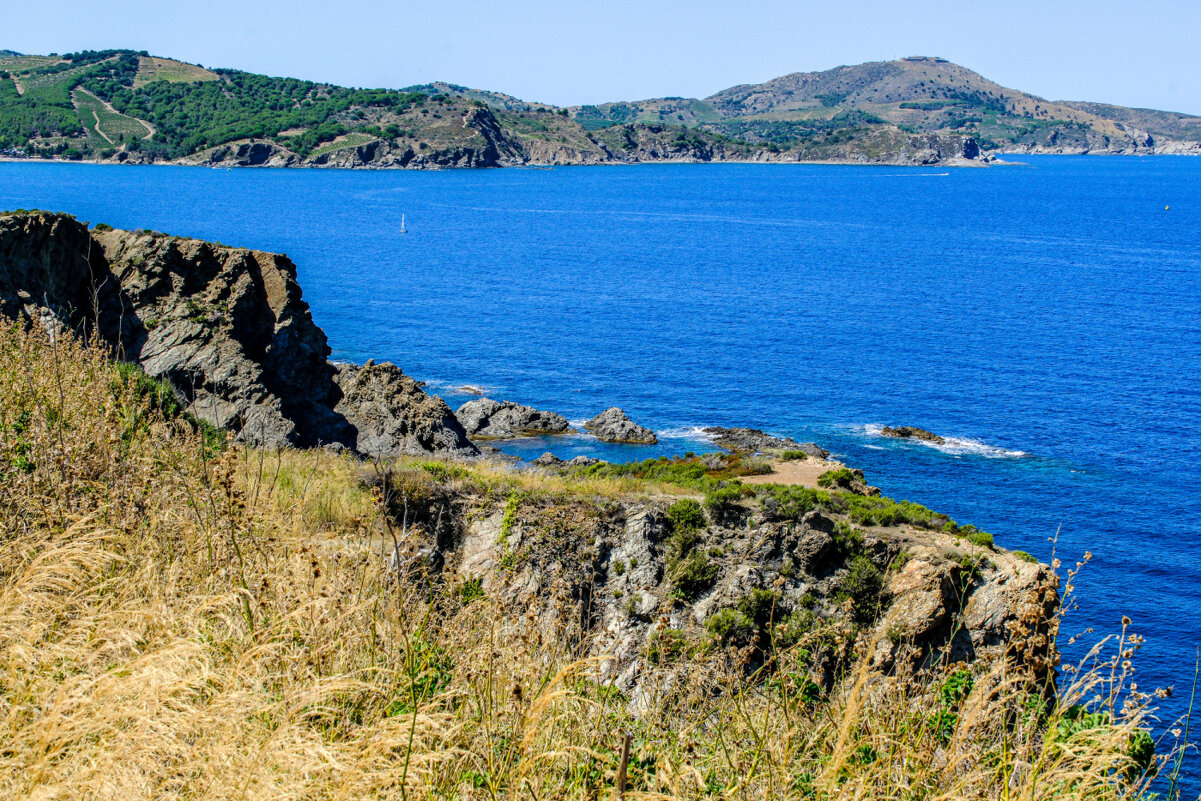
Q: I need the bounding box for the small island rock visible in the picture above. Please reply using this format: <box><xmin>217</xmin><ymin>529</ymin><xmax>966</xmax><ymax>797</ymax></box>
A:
<box><xmin>881</xmin><ymin>426</ymin><xmax>946</xmax><ymax>445</ymax></box>
<box><xmin>456</xmin><ymin>398</ymin><xmax>572</xmax><ymax>439</ymax></box>
<box><xmin>584</xmin><ymin>408</ymin><xmax>657</xmax><ymax>444</ymax></box>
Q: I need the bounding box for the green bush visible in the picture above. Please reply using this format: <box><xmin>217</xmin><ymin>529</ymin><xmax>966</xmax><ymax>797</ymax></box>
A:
<box><xmin>779</xmin><ymin>450</ymin><xmax>809</xmax><ymax>461</ymax></box>
<box><xmin>817</xmin><ymin>468</ymin><xmax>855</xmax><ymax>489</ymax></box>
<box><xmin>757</xmin><ymin>484</ymin><xmax>824</xmax><ymax>522</ymax></box>
<box><xmin>707</xmin><ymin>609</ymin><xmax>755</xmax><ymax>646</ymax></box>
<box><xmin>669</xmin><ymin>551</ymin><xmax>719</xmax><ymax>601</ymax></box>
<box><xmin>665</xmin><ymin>498</ymin><xmax>705</xmax><ymax>533</ymax></box>
<box><xmin>835</xmin><ymin>555</ymin><xmax>888</xmax><ymax>625</ymax></box>
<box><xmin>703</xmin><ymin>485</ymin><xmax>744</xmax><ymax>525</ymax></box>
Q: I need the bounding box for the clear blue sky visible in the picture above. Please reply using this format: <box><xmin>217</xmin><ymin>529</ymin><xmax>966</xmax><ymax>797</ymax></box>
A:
<box><xmin>7</xmin><ymin>0</ymin><xmax>1201</xmax><ymax>114</ymax></box>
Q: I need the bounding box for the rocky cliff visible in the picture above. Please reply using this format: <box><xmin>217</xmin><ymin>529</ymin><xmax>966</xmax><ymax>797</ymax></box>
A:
<box><xmin>381</xmin><ymin>461</ymin><xmax>1058</xmax><ymax>693</ymax></box>
<box><xmin>0</xmin><ymin>211</ymin><xmax>477</xmax><ymax>457</ymax></box>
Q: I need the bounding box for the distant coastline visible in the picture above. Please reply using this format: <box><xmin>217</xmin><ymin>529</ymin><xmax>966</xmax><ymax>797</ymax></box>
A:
<box><xmin>3</xmin><ymin>50</ymin><xmax>1197</xmax><ymax>171</ymax></box>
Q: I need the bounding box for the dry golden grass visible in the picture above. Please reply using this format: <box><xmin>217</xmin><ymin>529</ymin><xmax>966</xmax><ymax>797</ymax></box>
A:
<box><xmin>0</xmin><ymin>323</ymin><xmax>1185</xmax><ymax>800</ymax></box>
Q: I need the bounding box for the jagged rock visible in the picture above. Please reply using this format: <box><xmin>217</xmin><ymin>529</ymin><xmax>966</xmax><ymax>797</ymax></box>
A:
<box><xmin>333</xmin><ymin>362</ymin><xmax>477</xmax><ymax>458</ymax></box>
<box><xmin>456</xmin><ymin>397</ymin><xmax>572</xmax><ymax>438</ymax></box>
<box><xmin>378</xmin><ymin>467</ymin><xmax>1058</xmax><ymax>693</ymax></box>
<box><xmin>882</xmin><ymin>426</ymin><xmax>946</xmax><ymax>445</ymax></box>
<box><xmin>531</xmin><ymin>452</ymin><xmax>601</xmax><ymax>468</ymax></box>
<box><xmin>0</xmin><ymin>212</ymin><xmax>477</xmax><ymax>457</ymax></box>
<box><xmin>584</xmin><ymin>407</ymin><xmax>657</xmax><ymax>444</ymax></box>
<box><xmin>703</xmin><ymin>426</ymin><xmax>829</xmax><ymax>458</ymax></box>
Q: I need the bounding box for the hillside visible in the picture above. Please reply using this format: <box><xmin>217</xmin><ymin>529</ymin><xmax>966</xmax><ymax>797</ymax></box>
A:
<box><xmin>0</xmin><ymin>50</ymin><xmax>981</xmax><ymax>167</ymax></box>
<box><xmin>0</xmin><ymin>50</ymin><xmax>1197</xmax><ymax>169</ymax></box>
<box><xmin>577</xmin><ymin>56</ymin><xmax>1201</xmax><ymax>156</ymax></box>
<box><xmin>0</xmin><ymin>210</ymin><xmax>1168</xmax><ymax>799</ymax></box>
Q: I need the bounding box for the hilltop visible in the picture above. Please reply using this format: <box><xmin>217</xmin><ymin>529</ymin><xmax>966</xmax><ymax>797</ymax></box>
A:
<box><xmin>578</xmin><ymin>56</ymin><xmax>1201</xmax><ymax>156</ymax></box>
<box><xmin>0</xmin><ymin>50</ymin><xmax>1197</xmax><ymax>170</ymax></box>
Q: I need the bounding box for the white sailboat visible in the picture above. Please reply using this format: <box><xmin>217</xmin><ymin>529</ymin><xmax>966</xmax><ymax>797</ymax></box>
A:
<box><xmin>399</xmin><ymin>214</ymin><xmax>408</xmax><ymax>234</ymax></box>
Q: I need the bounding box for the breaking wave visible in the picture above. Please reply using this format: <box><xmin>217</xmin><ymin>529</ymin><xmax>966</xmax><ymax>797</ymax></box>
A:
<box><xmin>861</xmin><ymin>424</ymin><xmax>1029</xmax><ymax>459</ymax></box>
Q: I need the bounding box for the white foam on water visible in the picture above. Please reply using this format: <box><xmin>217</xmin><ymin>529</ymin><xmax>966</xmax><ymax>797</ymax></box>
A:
<box><xmin>859</xmin><ymin>424</ymin><xmax>1029</xmax><ymax>459</ymax></box>
<box><xmin>422</xmin><ymin>379</ymin><xmax>499</xmax><ymax>396</ymax></box>
<box><xmin>657</xmin><ymin>426</ymin><xmax>719</xmax><ymax>443</ymax></box>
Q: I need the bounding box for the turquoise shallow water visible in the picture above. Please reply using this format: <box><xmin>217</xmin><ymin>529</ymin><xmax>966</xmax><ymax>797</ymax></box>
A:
<box><xmin>3</xmin><ymin>156</ymin><xmax>1200</xmax><ymax>785</ymax></box>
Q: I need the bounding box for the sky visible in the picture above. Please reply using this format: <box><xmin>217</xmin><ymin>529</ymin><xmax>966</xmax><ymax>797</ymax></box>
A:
<box><xmin>5</xmin><ymin>0</ymin><xmax>1200</xmax><ymax>114</ymax></box>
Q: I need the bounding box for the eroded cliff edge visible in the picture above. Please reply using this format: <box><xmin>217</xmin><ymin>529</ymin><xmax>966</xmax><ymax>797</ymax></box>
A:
<box><xmin>0</xmin><ymin>211</ymin><xmax>477</xmax><ymax>458</ymax></box>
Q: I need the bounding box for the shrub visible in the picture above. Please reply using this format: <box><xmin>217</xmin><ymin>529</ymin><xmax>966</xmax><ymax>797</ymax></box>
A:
<box><xmin>455</xmin><ymin>577</ymin><xmax>485</xmax><ymax>605</ymax></box>
<box><xmin>758</xmin><ymin>484</ymin><xmax>823</xmax><ymax>522</ymax></box>
<box><xmin>704</xmin><ymin>485</ymin><xmax>744</xmax><ymax>525</ymax></box>
<box><xmin>665</xmin><ymin>498</ymin><xmax>705</xmax><ymax>533</ymax></box>
<box><xmin>774</xmin><ymin>608</ymin><xmax>816</xmax><ymax>650</ymax></box>
<box><xmin>836</xmin><ymin>555</ymin><xmax>888</xmax><ymax>625</ymax></box>
<box><xmin>959</xmin><ymin>525</ymin><xmax>995</xmax><ymax>549</ymax></box>
<box><xmin>669</xmin><ymin>551</ymin><xmax>719</xmax><ymax>601</ymax></box>
<box><xmin>707</xmin><ymin>609</ymin><xmax>755</xmax><ymax>646</ymax></box>
<box><xmin>646</xmin><ymin>628</ymin><xmax>689</xmax><ymax>665</ymax></box>
<box><xmin>779</xmin><ymin>450</ymin><xmax>809</xmax><ymax>461</ymax></box>
<box><xmin>1012</xmin><ymin>550</ymin><xmax>1038</xmax><ymax>563</ymax></box>
<box><xmin>817</xmin><ymin>468</ymin><xmax>855</xmax><ymax>489</ymax></box>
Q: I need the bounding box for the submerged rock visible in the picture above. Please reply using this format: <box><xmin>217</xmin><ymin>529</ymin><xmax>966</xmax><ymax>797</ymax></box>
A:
<box><xmin>703</xmin><ymin>426</ymin><xmax>829</xmax><ymax>458</ymax></box>
<box><xmin>584</xmin><ymin>407</ymin><xmax>657</xmax><ymax>444</ymax></box>
<box><xmin>456</xmin><ymin>398</ymin><xmax>572</xmax><ymax>438</ymax></box>
<box><xmin>882</xmin><ymin>426</ymin><xmax>946</xmax><ymax>445</ymax></box>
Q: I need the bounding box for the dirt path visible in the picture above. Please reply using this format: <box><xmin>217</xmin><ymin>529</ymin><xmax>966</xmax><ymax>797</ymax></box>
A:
<box><xmin>73</xmin><ymin>88</ymin><xmax>155</xmax><ymax>140</ymax></box>
<box><xmin>740</xmin><ymin>457</ymin><xmax>844</xmax><ymax>489</ymax></box>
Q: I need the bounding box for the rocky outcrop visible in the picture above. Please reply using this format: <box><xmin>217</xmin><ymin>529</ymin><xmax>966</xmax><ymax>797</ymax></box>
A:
<box><xmin>531</xmin><ymin>452</ymin><xmax>601</xmax><ymax>468</ymax></box>
<box><xmin>381</xmin><ymin>466</ymin><xmax>1058</xmax><ymax>693</ymax></box>
<box><xmin>0</xmin><ymin>211</ymin><xmax>476</xmax><ymax>456</ymax></box>
<box><xmin>584</xmin><ymin>407</ymin><xmax>657</xmax><ymax>444</ymax></box>
<box><xmin>703</xmin><ymin>426</ymin><xmax>830</xmax><ymax>458</ymax></box>
<box><xmin>882</xmin><ymin>426</ymin><xmax>945</xmax><ymax>444</ymax></box>
<box><xmin>200</xmin><ymin>141</ymin><xmax>299</xmax><ymax>167</ymax></box>
<box><xmin>334</xmin><ymin>361</ymin><xmax>477</xmax><ymax>458</ymax></box>
<box><xmin>456</xmin><ymin>398</ymin><xmax>572</xmax><ymax>438</ymax></box>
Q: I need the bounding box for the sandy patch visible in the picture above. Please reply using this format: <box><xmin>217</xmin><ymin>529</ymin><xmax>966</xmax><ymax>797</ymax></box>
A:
<box><xmin>741</xmin><ymin>458</ymin><xmax>843</xmax><ymax>489</ymax></box>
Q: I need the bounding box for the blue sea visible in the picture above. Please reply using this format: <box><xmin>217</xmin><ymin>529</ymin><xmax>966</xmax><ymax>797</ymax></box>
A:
<box><xmin>3</xmin><ymin>157</ymin><xmax>1200</xmax><ymax>784</ymax></box>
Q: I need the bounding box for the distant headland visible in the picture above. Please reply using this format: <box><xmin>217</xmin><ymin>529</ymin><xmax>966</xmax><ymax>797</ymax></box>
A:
<box><xmin>1</xmin><ymin>50</ymin><xmax>1198</xmax><ymax>169</ymax></box>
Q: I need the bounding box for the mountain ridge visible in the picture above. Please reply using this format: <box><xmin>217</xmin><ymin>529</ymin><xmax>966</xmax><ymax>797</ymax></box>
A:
<box><xmin>1</xmin><ymin>50</ymin><xmax>1197</xmax><ymax>168</ymax></box>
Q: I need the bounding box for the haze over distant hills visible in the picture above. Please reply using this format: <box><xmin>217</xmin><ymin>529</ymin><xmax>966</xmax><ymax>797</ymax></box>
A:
<box><xmin>1</xmin><ymin>50</ymin><xmax>1197</xmax><ymax>169</ymax></box>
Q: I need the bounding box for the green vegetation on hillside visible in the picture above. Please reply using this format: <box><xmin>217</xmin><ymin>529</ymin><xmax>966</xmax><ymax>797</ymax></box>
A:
<box><xmin>1</xmin><ymin>50</ymin><xmax>1194</xmax><ymax>164</ymax></box>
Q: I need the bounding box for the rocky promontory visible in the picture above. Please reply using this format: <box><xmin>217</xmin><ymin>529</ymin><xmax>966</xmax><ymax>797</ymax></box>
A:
<box><xmin>703</xmin><ymin>426</ymin><xmax>830</xmax><ymax>458</ymax></box>
<box><xmin>0</xmin><ymin>211</ymin><xmax>476</xmax><ymax>458</ymax></box>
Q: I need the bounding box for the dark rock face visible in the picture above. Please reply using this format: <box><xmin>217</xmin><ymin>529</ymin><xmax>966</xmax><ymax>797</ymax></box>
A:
<box><xmin>204</xmin><ymin>141</ymin><xmax>298</xmax><ymax>167</ymax></box>
<box><xmin>702</xmin><ymin>426</ymin><xmax>829</xmax><ymax>458</ymax></box>
<box><xmin>0</xmin><ymin>212</ymin><xmax>477</xmax><ymax>456</ymax></box>
<box><xmin>333</xmin><ymin>362</ymin><xmax>477</xmax><ymax>458</ymax></box>
<box><xmin>584</xmin><ymin>407</ymin><xmax>657</xmax><ymax>444</ymax></box>
<box><xmin>456</xmin><ymin>398</ymin><xmax>572</xmax><ymax>438</ymax></box>
<box><xmin>881</xmin><ymin>426</ymin><xmax>946</xmax><ymax>445</ymax></box>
